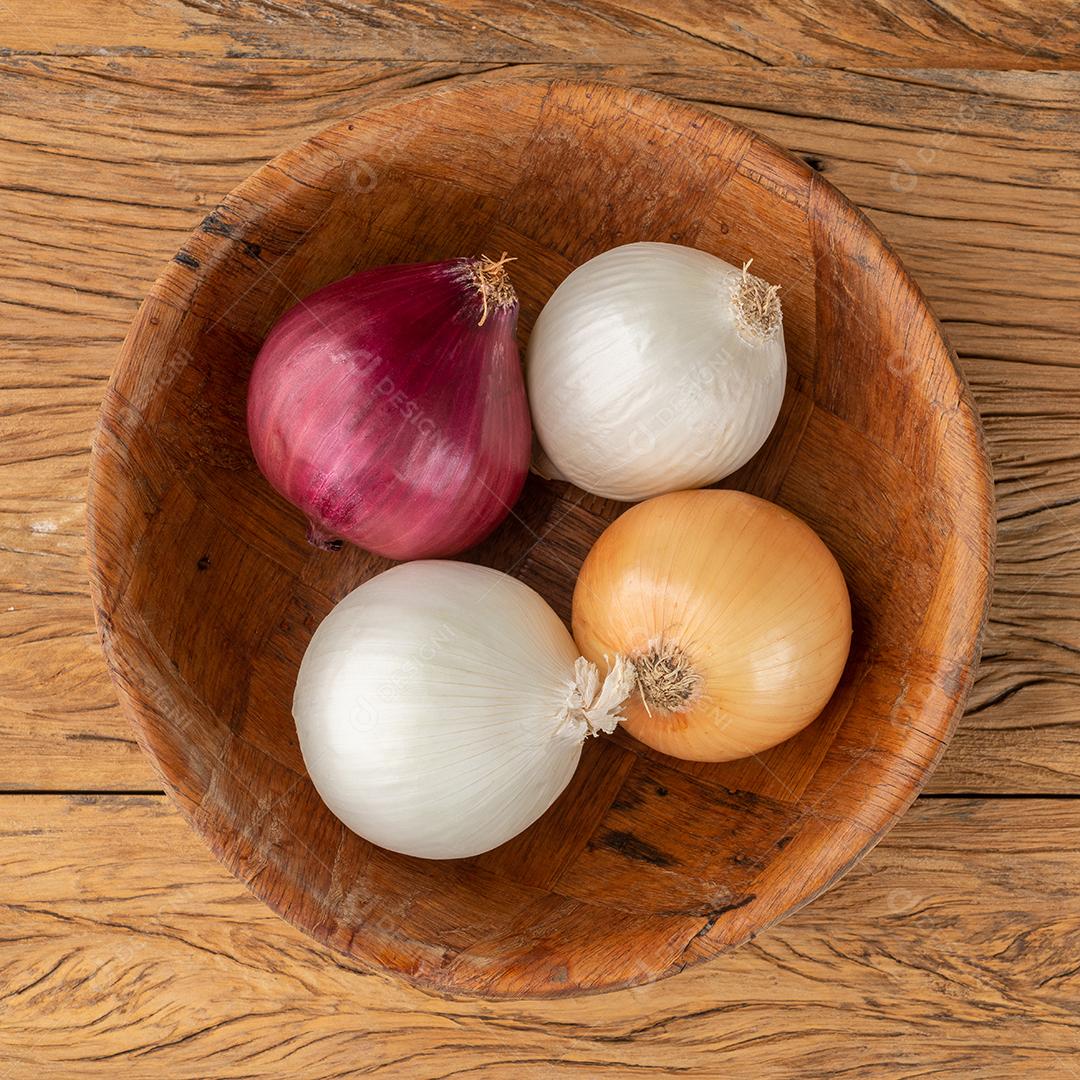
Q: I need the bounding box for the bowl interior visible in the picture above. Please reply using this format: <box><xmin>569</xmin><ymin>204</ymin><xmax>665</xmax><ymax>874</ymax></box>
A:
<box><xmin>88</xmin><ymin>79</ymin><xmax>993</xmax><ymax>997</ymax></box>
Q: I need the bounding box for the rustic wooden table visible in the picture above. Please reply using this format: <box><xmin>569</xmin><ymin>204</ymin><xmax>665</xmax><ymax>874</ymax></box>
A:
<box><xmin>2</xmin><ymin>3</ymin><xmax>1079</xmax><ymax>1076</ymax></box>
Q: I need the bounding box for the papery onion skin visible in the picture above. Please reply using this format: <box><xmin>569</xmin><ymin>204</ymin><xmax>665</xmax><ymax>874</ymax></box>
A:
<box><xmin>527</xmin><ymin>242</ymin><xmax>786</xmax><ymax>501</ymax></box>
<box><xmin>572</xmin><ymin>490</ymin><xmax>851</xmax><ymax>762</ymax></box>
<box><xmin>293</xmin><ymin>561</ymin><xmax>633</xmax><ymax>860</ymax></box>
<box><xmin>247</xmin><ymin>258</ymin><xmax>530</xmax><ymax>560</ymax></box>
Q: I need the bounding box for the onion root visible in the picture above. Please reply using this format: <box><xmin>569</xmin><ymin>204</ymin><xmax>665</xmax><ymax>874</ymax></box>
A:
<box><xmin>731</xmin><ymin>259</ymin><xmax>782</xmax><ymax>344</ymax></box>
<box><xmin>470</xmin><ymin>252</ymin><xmax>517</xmax><ymax>326</ymax></box>
<box><xmin>634</xmin><ymin>639</ymin><xmax>702</xmax><ymax>716</ymax></box>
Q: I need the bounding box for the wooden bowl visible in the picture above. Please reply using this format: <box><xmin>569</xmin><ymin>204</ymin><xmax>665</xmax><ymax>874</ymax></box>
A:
<box><xmin>87</xmin><ymin>79</ymin><xmax>994</xmax><ymax>998</ymax></box>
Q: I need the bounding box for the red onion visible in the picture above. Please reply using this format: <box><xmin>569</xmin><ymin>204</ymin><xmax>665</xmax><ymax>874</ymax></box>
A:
<box><xmin>247</xmin><ymin>256</ymin><xmax>530</xmax><ymax>560</ymax></box>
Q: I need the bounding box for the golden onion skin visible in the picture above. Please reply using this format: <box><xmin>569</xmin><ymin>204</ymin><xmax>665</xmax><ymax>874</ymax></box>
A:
<box><xmin>572</xmin><ymin>489</ymin><xmax>852</xmax><ymax>762</ymax></box>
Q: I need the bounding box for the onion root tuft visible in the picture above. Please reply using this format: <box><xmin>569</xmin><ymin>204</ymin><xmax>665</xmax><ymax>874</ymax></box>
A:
<box><xmin>635</xmin><ymin>640</ymin><xmax>702</xmax><ymax>716</ymax></box>
<box><xmin>731</xmin><ymin>259</ymin><xmax>782</xmax><ymax>343</ymax></box>
<box><xmin>471</xmin><ymin>252</ymin><xmax>517</xmax><ymax>326</ymax></box>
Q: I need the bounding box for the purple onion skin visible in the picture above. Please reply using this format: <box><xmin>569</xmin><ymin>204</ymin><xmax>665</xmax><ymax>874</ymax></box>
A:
<box><xmin>246</xmin><ymin>259</ymin><xmax>531</xmax><ymax>560</ymax></box>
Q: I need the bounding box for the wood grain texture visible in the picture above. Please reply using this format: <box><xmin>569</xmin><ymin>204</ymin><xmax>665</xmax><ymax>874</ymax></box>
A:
<box><xmin>2</xmin><ymin>0</ymin><xmax>1079</xmax><ymax>68</ymax></box>
<box><xmin>83</xmin><ymin>77</ymin><xmax>992</xmax><ymax>995</ymax></box>
<box><xmin>1</xmin><ymin>794</ymin><xmax>1078</xmax><ymax>1077</ymax></box>
<box><xmin>0</xmin><ymin>0</ymin><xmax>1076</xmax><ymax>1068</ymax></box>
<box><xmin>2</xmin><ymin>59</ymin><xmax>1077</xmax><ymax>792</ymax></box>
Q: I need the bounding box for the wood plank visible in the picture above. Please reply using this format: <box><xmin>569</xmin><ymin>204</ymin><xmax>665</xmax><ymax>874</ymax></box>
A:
<box><xmin>0</xmin><ymin>794</ymin><xmax>1077</xmax><ymax>1076</ymax></box>
<box><xmin>2</xmin><ymin>0</ymin><xmax>1079</xmax><ymax>68</ymax></box>
<box><xmin>1</xmin><ymin>60</ymin><xmax>1078</xmax><ymax>791</ymax></box>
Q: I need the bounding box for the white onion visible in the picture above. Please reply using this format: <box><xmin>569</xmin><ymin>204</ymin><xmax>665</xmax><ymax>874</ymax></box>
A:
<box><xmin>293</xmin><ymin>561</ymin><xmax>634</xmax><ymax>860</ymax></box>
<box><xmin>527</xmin><ymin>242</ymin><xmax>787</xmax><ymax>501</ymax></box>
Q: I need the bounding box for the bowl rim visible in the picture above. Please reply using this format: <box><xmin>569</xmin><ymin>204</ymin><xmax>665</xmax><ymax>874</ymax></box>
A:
<box><xmin>86</xmin><ymin>74</ymin><xmax>996</xmax><ymax>998</ymax></box>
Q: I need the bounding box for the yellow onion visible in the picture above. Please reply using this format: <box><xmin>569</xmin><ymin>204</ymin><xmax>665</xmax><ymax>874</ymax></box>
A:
<box><xmin>572</xmin><ymin>489</ymin><xmax>851</xmax><ymax>762</ymax></box>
